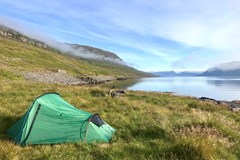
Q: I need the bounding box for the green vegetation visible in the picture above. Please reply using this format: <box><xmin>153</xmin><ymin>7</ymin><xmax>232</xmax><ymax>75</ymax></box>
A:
<box><xmin>0</xmin><ymin>37</ymin><xmax>147</xmax><ymax>77</ymax></box>
<box><xmin>0</xmin><ymin>78</ymin><xmax>239</xmax><ymax>159</ymax></box>
<box><xmin>0</xmin><ymin>37</ymin><xmax>239</xmax><ymax>159</ymax></box>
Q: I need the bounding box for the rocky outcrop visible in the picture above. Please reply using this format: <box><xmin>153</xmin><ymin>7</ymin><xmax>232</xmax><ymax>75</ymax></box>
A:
<box><xmin>199</xmin><ymin>97</ymin><xmax>240</xmax><ymax>112</ymax></box>
<box><xmin>0</xmin><ymin>25</ymin><xmax>49</xmax><ymax>49</ymax></box>
<box><xmin>77</xmin><ymin>75</ymin><xmax>117</xmax><ymax>84</ymax></box>
<box><xmin>23</xmin><ymin>71</ymin><xmax>87</xmax><ymax>85</ymax></box>
<box><xmin>23</xmin><ymin>70</ymin><xmax>120</xmax><ymax>85</ymax></box>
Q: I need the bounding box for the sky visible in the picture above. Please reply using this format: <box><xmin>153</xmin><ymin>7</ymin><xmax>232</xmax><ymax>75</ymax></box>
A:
<box><xmin>0</xmin><ymin>0</ymin><xmax>240</xmax><ymax>72</ymax></box>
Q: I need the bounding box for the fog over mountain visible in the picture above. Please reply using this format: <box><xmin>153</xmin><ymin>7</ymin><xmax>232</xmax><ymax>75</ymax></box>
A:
<box><xmin>0</xmin><ymin>23</ymin><xmax>125</xmax><ymax>65</ymax></box>
<box><xmin>201</xmin><ymin>61</ymin><xmax>240</xmax><ymax>76</ymax></box>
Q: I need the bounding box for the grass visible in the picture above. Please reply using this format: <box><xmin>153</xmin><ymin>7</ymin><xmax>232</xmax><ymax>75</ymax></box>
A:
<box><xmin>0</xmin><ymin>77</ymin><xmax>239</xmax><ymax>160</ymax></box>
<box><xmin>0</xmin><ymin>37</ymin><xmax>147</xmax><ymax>77</ymax></box>
<box><xmin>0</xmin><ymin>37</ymin><xmax>240</xmax><ymax>159</ymax></box>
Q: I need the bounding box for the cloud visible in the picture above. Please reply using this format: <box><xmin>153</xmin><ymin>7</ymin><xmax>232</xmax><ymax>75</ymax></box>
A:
<box><xmin>1</xmin><ymin>0</ymin><xmax>240</xmax><ymax>71</ymax></box>
<box><xmin>209</xmin><ymin>61</ymin><xmax>240</xmax><ymax>71</ymax></box>
<box><xmin>0</xmin><ymin>15</ymin><xmax>55</xmax><ymax>43</ymax></box>
<box><xmin>108</xmin><ymin>0</ymin><xmax>240</xmax><ymax>50</ymax></box>
<box><xmin>0</xmin><ymin>16</ymin><xmax>125</xmax><ymax>65</ymax></box>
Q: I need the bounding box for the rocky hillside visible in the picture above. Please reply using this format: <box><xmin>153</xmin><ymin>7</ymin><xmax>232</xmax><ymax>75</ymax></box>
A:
<box><xmin>0</xmin><ymin>25</ymin><xmax>124</xmax><ymax>65</ymax></box>
<box><xmin>0</xmin><ymin>25</ymin><xmax>49</xmax><ymax>49</ymax></box>
<box><xmin>0</xmin><ymin>33</ymin><xmax>148</xmax><ymax>81</ymax></box>
<box><xmin>201</xmin><ymin>61</ymin><xmax>240</xmax><ymax>76</ymax></box>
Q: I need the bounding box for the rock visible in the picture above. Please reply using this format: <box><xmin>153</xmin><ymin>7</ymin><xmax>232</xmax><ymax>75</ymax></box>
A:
<box><xmin>116</xmin><ymin>90</ymin><xmax>126</xmax><ymax>96</ymax></box>
<box><xmin>0</xmin><ymin>26</ymin><xmax>50</xmax><ymax>50</ymax></box>
<box><xmin>116</xmin><ymin>76</ymin><xmax>127</xmax><ymax>80</ymax></box>
<box><xmin>199</xmin><ymin>97</ymin><xmax>240</xmax><ymax>112</ymax></box>
<box><xmin>199</xmin><ymin>97</ymin><xmax>219</xmax><ymax>104</ymax></box>
<box><xmin>77</xmin><ymin>75</ymin><xmax>116</xmax><ymax>84</ymax></box>
<box><xmin>199</xmin><ymin>97</ymin><xmax>217</xmax><ymax>102</ymax></box>
<box><xmin>20</xmin><ymin>36</ymin><xmax>28</xmax><ymax>42</ymax></box>
<box><xmin>50</xmin><ymin>68</ymin><xmax>66</xmax><ymax>74</ymax></box>
<box><xmin>231</xmin><ymin>107</ymin><xmax>240</xmax><ymax>112</ymax></box>
<box><xmin>23</xmin><ymin>71</ymin><xmax>87</xmax><ymax>85</ymax></box>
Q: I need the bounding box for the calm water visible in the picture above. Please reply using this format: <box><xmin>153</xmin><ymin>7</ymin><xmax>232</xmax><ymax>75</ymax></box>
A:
<box><xmin>107</xmin><ymin>77</ymin><xmax>240</xmax><ymax>101</ymax></box>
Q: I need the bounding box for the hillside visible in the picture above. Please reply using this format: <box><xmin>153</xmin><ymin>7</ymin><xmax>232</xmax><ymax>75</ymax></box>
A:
<box><xmin>201</xmin><ymin>61</ymin><xmax>240</xmax><ymax>76</ymax></box>
<box><xmin>66</xmin><ymin>44</ymin><xmax>124</xmax><ymax>64</ymax></box>
<box><xmin>0</xmin><ymin>36</ymin><xmax>147</xmax><ymax>79</ymax></box>
<box><xmin>0</xmin><ymin>25</ymin><xmax>124</xmax><ymax>65</ymax></box>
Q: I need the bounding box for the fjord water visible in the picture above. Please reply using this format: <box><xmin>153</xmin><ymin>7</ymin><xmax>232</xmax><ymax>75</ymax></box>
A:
<box><xmin>124</xmin><ymin>77</ymin><xmax>240</xmax><ymax>101</ymax></box>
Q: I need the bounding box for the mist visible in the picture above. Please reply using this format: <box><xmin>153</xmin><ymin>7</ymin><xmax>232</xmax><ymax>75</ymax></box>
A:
<box><xmin>0</xmin><ymin>16</ymin><xmax>125</xmax><ymax>65</ymax></box>
<box><xmin>208</xmin><ymin>61</ymin><xmax>240</xmax><ymax>71</ymax></box>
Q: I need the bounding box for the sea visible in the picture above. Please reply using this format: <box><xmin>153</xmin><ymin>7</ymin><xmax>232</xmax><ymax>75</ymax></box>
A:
<box><xmin>105</xmin><ymin>77</ymin><xmax>240</xmax><ymax>101</ymax></box>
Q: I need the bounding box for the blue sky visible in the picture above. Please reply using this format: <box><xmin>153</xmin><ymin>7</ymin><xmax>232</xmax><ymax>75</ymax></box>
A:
<box><xmin>1</xmin><ymin>0</ymin><xmax>240</xmax><ymax>72</ymax></box>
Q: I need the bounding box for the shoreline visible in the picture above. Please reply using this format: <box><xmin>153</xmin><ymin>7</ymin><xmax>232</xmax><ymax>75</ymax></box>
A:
<box><xmin>23</xmin><ymin>70</ymin><xmax>144</xmax><ymax>85</ymax></box>
<box><xmin>198</xmin><ymin>97</ymin><xmax>240</xmax><ymax>112</ymax></box>
<box><xmin>22</xmin><ymin>71</ymin><xmax>240</xmax><ymax>112</ymax></box>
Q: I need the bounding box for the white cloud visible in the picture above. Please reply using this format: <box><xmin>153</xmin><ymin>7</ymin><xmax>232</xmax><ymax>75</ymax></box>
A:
<box><xmin>0</xmin><ymin>16</ymin><xmax>125</xmax><ymax>65</ymax></box>
<box><xmin>1</xmin><ymin>0</ymin><xmax>240</xmax><ymax>71</ymax></box>
<box><xmin>108</xmin><ymin>0</ymin><xmax>240</xmax><ymax>51</ymax></box>
<box><xmin>209</xmin><ymin>61</ymin><xmax>240</xmax><ymax>71</ymax></box>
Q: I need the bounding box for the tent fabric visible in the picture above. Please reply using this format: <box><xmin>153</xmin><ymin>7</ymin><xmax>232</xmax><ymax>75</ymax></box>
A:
<box><xmin>7</xmin><ymin>92</ymin><xmax>115</xmax><ymax>145</ymax></box>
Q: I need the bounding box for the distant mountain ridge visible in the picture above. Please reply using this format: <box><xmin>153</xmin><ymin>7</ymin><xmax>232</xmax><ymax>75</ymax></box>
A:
<box><xmin>0</xmin><ymin>25</ymin><xmax>124</xmax><ymax>65</ymax></box>
<box><xmin>151</xmin><ymin>71</ymin><xmax>202</xmax><ymax>77</ymax></box>
<box><xmin>65</xmin><ymin>43</ymin><xmax>124</xmax><ymax>64</ymax></box>
<box><xmin>201</xmin><ymin>61</ymin><xmax>240</xmax><ymax>76</ymax></box>
<box><xmin>68</xmin><ymin>44</ymin><xmax>121</xmax><ymax>60</ymax></box>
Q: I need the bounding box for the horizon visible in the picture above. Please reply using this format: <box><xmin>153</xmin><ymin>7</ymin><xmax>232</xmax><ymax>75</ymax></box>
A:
<box><xmin>1</xmin><ymin>1</ymin><xmax>240</xmax><ymax>72</ymax></box>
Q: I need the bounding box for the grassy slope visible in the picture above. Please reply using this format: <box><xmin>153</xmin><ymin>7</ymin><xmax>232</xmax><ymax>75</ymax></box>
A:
<box><xmin>0</xmin><ymin>79</ymin><xmax>239</xmax><ymax>160</ymax></box>
<box><xmin>0</xmin><ymin>37</ymin><xmax>240</xmax><ymax>160</ymax></box>
<box><xmin>0</xmin><ymin>37</ymin><xmax>147</xmax><ymax>77</ymax></box>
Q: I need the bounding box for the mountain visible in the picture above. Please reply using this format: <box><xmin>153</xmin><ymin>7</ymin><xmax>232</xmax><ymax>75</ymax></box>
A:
<box><xmin>151</xmin><ymin>71</ymin><xmax>202</xmax><ymax>77</ymax></box>
<box><xmin>201</xmin><ymin>61</ymin><xmax>240</xmax><ymax>76</ymax></box>
<box><xmin>0</xmin><ymin>25</ymin><xmax>50</xmax><ymax>49</ymax></box>
<box><xmin>65</xmin><ymin>43</ymin><xmax>124</xmax><ymax>65</ymax></box>
<box><xmin>151</xmin><ymin>71</ymin><xmax>176</xmax><ymax>77</ymax></box>
<box><xmin>177</xmin><ymin>71</ymin><xmax>203</xmax><ymax>76</ymax></box>
<box><xmin>0</xmin><ymin>25</ymin><xmax>123</xmax><ymax>65</ymax></box>
<box><xmin>0</xmin><ymin>25</ymin><xmax>148</xmax><ymax>78</ymax></box>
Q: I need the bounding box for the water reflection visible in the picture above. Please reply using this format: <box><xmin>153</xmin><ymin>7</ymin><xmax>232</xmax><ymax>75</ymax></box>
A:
<box><xmin>104</xmin><ymin>77</ymin><xmax>240</xmax><ymax>101</ymax></box>
<box><xmin>101</xmin><ymin>78</ymin><xmax>141</xmax><ymax>89</ymax></box>
<box><xmin>207</xmin><ymin>78</ymin><xmax>240</xmax><ymax>90</ymax></box>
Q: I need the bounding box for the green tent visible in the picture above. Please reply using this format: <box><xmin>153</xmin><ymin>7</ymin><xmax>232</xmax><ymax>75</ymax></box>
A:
<box><xmin>7</xmin><ymin>92</ymin><xmax>115</xmax><ymax>145</ymax></box>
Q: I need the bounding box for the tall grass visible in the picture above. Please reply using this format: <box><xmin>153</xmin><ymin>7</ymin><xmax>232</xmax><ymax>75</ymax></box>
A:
<box><xmin>0</xmin><ymin>78</ymin><xmax>239</xmax><ymax>159</ymax></box>
<box><xmin>0</xmin><ymin>37</ymin><xmax>239</xmax><ymax>159</ymax></box>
